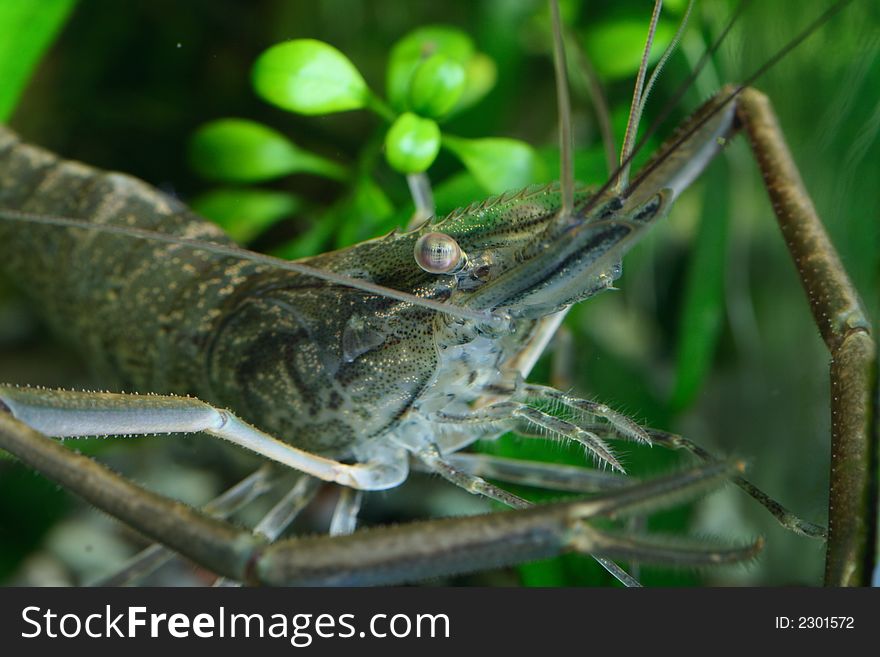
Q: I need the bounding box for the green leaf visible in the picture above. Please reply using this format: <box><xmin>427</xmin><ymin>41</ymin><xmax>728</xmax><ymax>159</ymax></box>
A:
<box><xmin>0</xmin><ymin>0</ymin><xmax>77</xmax><ymax>121</ymax></box>
<box><xmin>539</xmin><ymin>145</ymin><xmax>609</xmax><ymax>185</ymax></box>
<box><xmin>386</xmin><ymin>26</ymin><xmax>474</xmax><ymax>112</ymax></box>
<box><xmin>384</xmin><ymin>113</ymin><xmax>441</xmax><ymax>174</ymax></box>
<box><xmin>189</xmin><ymin>118</ymin><xmax>346</xmax><ymax>183</ymax></box>
<box><xmin>443</xmin><ymin>135</ymin><xmax>545</xmax><ymax>194</ymax></box>
<box><xmin>670</xmin><ymin>166</ymin><xmax>729</xmax><ymax>412</ymax></box>
<box><xmin>191</xmin><ymin>188</ymin><xmax>301</xmax><ymax>244</ymax></box>
<box><xmin>408</xmin><ymin>53</ymin><xmax>465</xmax><ymax>119</ymax></box>
<box><xmin>273</xmin><ymin>211</ymin><xmax>341</xmax><ymax>261</ymax></box>
<box><xmin>582</xmin><ymin>19</ymin><xmax>676</xmax><ymax>81</ymax></box>
<box><xmin>333</xmin><ymin>176</ymin><xmax>395</xmax><ymax>247</ymax></box>
<box><xmin>454</xmin><ymin>52</ymin><xmax>497</xmax><ymax>113</ymax></box>
<box><xmin>252</xmin><ymin>39</ymin><xmax>370</xmax><ymax>115</ymax></box>
<box><xmin>432</xmin><ymin>171</ymin><xmax>484</xmax><ymax>216</ymax></box>
<box><xmin>274</xmin><ymin>175</ymin><xmax>394</xmax><ymax>259</ymax></box>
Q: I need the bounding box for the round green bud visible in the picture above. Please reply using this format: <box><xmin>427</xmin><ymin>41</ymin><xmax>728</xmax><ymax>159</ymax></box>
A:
<box><xmin>385</xmin><ymin>113</ymin><xmax>441</xmax><ymax>174</ymax></box>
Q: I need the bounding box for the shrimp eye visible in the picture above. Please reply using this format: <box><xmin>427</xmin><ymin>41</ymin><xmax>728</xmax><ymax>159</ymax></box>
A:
<box><xmin>414</xmin><ymin>232</ymin><xmax>466</xmax><ymax>274</ymax></box>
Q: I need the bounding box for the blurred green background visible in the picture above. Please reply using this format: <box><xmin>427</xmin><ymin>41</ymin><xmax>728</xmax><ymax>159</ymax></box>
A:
<box><xmin>0</xmin><ymin>0</ymin><xmax>877</xmax><ymax>586</ymax></box>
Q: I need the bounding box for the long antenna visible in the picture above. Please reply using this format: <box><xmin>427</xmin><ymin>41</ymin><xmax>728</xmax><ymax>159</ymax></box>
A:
<box><xmin>549</xmin><ymin>0</ymin><xmax>574</xmax><ymax>220</ymax></box>
<box><xmin>575</xmin><ymin>0</ymin><xmax>848</xmax><ymax>220</ymax></box>
<box><xmin>627</xmin><ymin>0</ymin><xmax>853</xmax><ymax>196</ymax></box>
<box><xmin>636</xmin><ymin>0</ymin><xmax>695</xmax><ymax>125</ymax></box>
<box><xmin>614</xmin><ymin>0</ymin><xmax>663</xmax><ymax>193</ymax></box>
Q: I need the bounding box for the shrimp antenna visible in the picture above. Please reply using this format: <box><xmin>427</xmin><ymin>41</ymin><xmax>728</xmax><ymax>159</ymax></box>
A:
<box><xmin>628</xmin><ymin>0</ymin><xmax>853</xmax><ymax>195</ymax></box>
<box><xmin>635</xmin><ymin>0</ymin><xmax>694</xmax><ymax>133</ymax></box>
<box><xmin>617</xmin><ymin>0</ymin><xmax>695</xmax><ymax>193</ymax></box>
<box><xmin>576</xmin><ymin>0</ymin><xmax>847</xmax><ymax>220</ymax></box>
<box><xmin>549</xmin><ymin>0</ymin><xmax>574</xmax><ymax>220</ymax></box>
<box><xmin>614</xmin><ymin>0</ymin><xmax>664</xmax><ymax>193</ymax></box>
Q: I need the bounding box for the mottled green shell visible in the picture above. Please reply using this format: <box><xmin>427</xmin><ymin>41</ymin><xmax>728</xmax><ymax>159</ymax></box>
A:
<box><xmin>0</xmin><ymin>127</ymin><xmax>444</xmax><ymax>456</ymax></box>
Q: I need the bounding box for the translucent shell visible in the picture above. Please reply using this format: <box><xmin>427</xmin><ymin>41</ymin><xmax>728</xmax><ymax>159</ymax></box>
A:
<box><xmin>414</xmin><ymin>232</ymin><xmax>466</xmax><ymax>274</ymax></box>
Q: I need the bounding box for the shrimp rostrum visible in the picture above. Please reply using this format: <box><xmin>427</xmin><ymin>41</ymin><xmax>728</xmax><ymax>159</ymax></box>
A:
<box><xmin>0</xmin><ymin>0</ymin><xmax>874</xmax><ymax>587</ymax></box>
